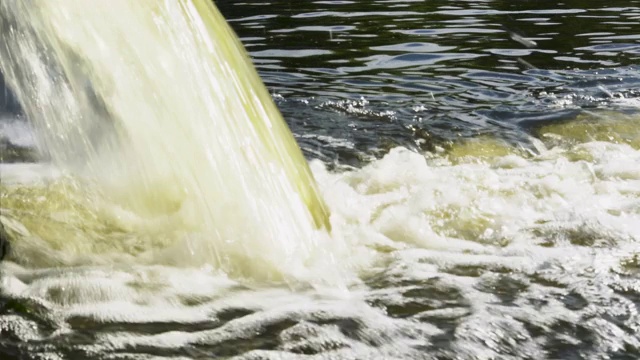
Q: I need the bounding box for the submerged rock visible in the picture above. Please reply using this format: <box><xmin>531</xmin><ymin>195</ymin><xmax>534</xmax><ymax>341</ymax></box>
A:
<box><xmin>0</xmin><ymin>222</ymin><xmax>10</xmax><ymax>260</ymax></box>
<box><xmin>0</xmin><ymin>136</ymin><xmax>38</xmax><ymax>163</ymax></box>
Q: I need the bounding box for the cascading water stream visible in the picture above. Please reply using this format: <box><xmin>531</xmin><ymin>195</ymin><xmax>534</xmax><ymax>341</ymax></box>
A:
<box><xmin>0</xmin><ymin>0</ymin><xmax>340</xmax><ymax>284</ymax></box>
<box><xmin>1</xmin><ymin>1</ymin><xmax>639</xmax><ymax>358</ymax></box>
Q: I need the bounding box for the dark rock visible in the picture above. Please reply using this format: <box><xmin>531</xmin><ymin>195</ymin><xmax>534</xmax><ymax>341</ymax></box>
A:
<box><xmin>0</xmin><ymin>136</ymin><xmax>39</xmax><ymax>163</ymax></box>
<box><xmin>0</xmin><ymin>222</ymin><xmax>10</xmax><ymax>261</ymax></box>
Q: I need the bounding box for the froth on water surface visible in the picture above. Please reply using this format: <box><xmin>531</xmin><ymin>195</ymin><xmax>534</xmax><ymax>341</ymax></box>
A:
<box><xmin>2</xmin><ymin>111</ymin><xmax>640</xmax><ymax>358</ymax></box>
<box><xmin>2</xmin><ymin>0</ymin><xmax>640</xmax><ymax>359</ymax></box>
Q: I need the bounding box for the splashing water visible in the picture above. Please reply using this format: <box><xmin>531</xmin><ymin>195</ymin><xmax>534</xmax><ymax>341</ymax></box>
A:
<box><xmin>0</xmin><ymin>0</ymin><xmax>338</xmax><ymax>283</ymax></box>
<box><xmin>1</xmin><ymin>111</ymin><xmax>639</xmax><ymax>358</ymax></box>
<box><xmin>1</xmin><ymin>1</ymin><xmax>640</xmax><ymax>358</ymax></box>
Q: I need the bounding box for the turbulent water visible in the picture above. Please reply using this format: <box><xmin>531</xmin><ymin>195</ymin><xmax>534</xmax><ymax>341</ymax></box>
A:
<box><xmin>1</xmin><ymin>0</ymin><xmax>640</xmax><ymax>359</ymax></box>
<box><xmin>0</xmin><ymin>0</ymin><xmax>334</xmax><ymax>284</ymax></box>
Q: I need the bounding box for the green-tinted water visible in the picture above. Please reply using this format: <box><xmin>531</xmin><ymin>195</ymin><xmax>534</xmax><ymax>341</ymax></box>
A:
<box><xmin>1</xmin><ymin>0</ymin><xmax>639</xmax><ymax>359</ymax></box>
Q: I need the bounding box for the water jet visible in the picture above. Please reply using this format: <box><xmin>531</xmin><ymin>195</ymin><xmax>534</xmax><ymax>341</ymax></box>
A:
<box><xmin>0</xmin><ymin>0</ymin><xmax>334</xmax><ymax>281</ymax></box>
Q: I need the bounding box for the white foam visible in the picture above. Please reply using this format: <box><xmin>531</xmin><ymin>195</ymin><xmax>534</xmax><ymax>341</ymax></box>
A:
<box><xmin>1</xmin><ymin>135</ymin><xmax>639</xmax><ymax>357</ymax></box>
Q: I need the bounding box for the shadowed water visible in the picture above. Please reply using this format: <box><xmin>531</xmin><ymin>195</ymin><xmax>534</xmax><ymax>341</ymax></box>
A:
<box><xmin>1</xmin><ymin>0</ymin><xmax>639</xmax><ymax>359</ymax></box>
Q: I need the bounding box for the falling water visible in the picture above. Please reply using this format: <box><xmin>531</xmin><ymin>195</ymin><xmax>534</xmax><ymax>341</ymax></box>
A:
<box><xmin>1</xmin><ymin>1</ymin><xmax>639</xmax><ymax>358</ymax></box>
<box><xmin>0</xmin><ymin>0</ymin><xmax>337</xmax><ymax>283</ymax></box>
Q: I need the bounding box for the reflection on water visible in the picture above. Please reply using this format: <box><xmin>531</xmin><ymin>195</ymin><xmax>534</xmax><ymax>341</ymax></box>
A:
<box><xmin>1</xmin><ymin>0</ymin><xmax>640</xmax><ymax>359</ymax></box>
<box><xmin>216</xmin><ymin>0</ymin><xmax>640</xmax><ymax>165</ymax></box>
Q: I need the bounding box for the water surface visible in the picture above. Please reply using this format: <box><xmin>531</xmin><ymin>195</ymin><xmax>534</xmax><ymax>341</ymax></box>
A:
<box><xmin>1</xmin><ymin>1</ymin><xmax>639</xmax><ymax>359</ymax></box>
<box><xmin>217</xmin><ymin>0</ymin><xmax>640</xmax><ymax>164</ymax></box>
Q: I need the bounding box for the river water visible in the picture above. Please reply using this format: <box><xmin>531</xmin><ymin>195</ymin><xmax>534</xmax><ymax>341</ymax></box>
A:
<box><xmin>1</xmin><ymin>0</ymin><xmax>639</xmax><ymax>359</ymax></box>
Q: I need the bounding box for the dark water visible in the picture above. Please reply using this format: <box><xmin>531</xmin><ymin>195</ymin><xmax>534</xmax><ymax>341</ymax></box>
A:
<box><xmin>1</xmin><ymin>1</ymin><xmax>640</xmax><ymax>359</ymax></box>
<box><xmin>217</xmin><ymin>0</ymin><xmax>640</xmax><ymax>165</ymax></box>
<box><xmin>2</xmin><ymin>1</ymin><xmax>640</xmax><ymax>164</ymax></box>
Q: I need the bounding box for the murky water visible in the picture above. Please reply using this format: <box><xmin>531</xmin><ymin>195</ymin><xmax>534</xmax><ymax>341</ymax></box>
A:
<box><xmin>1</xmin><ymin>1</ymin><xmax>639</xmax><ymax>359</ymax></box>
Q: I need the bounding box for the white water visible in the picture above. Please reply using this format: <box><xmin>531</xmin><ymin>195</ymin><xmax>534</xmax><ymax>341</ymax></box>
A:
<box><xmin>0</xmin><ymin>0</ymin><xmax>335</xmax><ymax>284</ymax></box>
<box><xmin>1</xmin><ymin>123</ymin><xmax>639</xmax><ymax>357</ymax></box>
<box><xmin>1</xmin><ymin>0</ymin><xmax>639</xmax><ymax>357</ymax></box>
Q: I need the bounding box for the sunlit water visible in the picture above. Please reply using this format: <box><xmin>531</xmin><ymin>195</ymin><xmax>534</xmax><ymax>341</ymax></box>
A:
<box><xmin>1</xmin><ymin>1</ymin><xmax>640</xmax><ymax>359</ymax></box>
